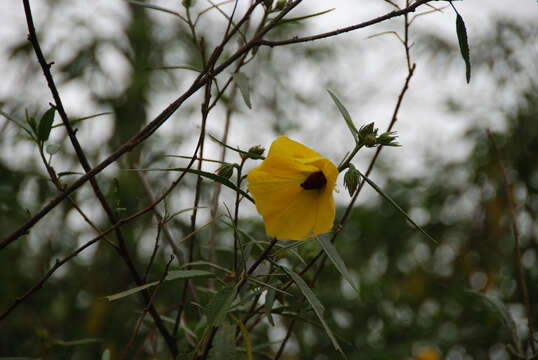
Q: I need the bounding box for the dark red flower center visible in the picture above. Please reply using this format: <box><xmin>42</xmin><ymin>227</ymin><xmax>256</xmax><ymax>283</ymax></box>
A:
<box><xmin>301</xmin><ymin>171</ymin><xmax>327</xmax><ymax>190</ymax></box>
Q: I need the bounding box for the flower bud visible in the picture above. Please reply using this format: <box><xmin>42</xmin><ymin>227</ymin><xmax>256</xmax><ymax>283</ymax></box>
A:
<box><xmin>376</xmin><ymin>131</ymin><xmax>400</xmax><ymax>147</ymax></box>
<box><xmin>344</xmin><ymin>164</ymin><xmax>360</xmax><ymax>196</ymax></box>
<box><xmin>242</xmin><ymin>145</ymin><xmax>265</xmax><ymax>160</ymax></box>
<box><xmin>216</xmin><ymin>163</ymin><xmax>234</xmax><ymax>180</ymax></box>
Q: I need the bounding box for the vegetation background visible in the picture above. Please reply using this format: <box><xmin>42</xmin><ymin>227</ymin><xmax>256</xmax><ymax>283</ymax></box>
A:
<box><xmin>0</xmin><ymin>1</ymin><xmax>536</xmax><ymax>359</ymax></box>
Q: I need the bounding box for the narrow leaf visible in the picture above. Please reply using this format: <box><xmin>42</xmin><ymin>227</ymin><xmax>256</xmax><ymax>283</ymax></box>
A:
<box><xmin>356</xmin><ymin>169</ymin><xmax>437</xmax><ymax>244</ymax></box>
<box><xmin>456</xmin><ymin>14</ymin><xmax>471</xmax><ymax>83</ymax></box>
<box><xmin>230</xmin><ymin>314</ymin><xmax>253</xmax><ymax>360</ymax></box>
<box><xmin>264</xmin><ymin>288</ymin><xmax>276</xmax><ymax>326</ymax></box>
<box><xmin>282</xmin><ymin>266</ymin><xmax>342</xmax><ymax>353</ymax></box>
<box><xmin>205</xmin><ymin>286</ymin><xmax>237</xmax><ymax>327</ymax></box>
<box><xmin>208</xmin><ymin>133</ymin><xmax>265</xmax><ymax>160</ymax></box>
<box><xmin>276</xmin><ymin>8</ymin><xmax>335</xmax><ymax>26</ymax></box>
<box><xmin>132</xmin><ymin>167</ymin><xmax>254</xmax><ymax>203</ymax></box>
<box><xmin>37</xmin><ymin>107</ymin><xmax>55</xmax><ymax>142</ymax></box>
<box><xmin>208</xmin><ymin>325</ymin><xmax>237</xmax><ymax>360</ymax></box>
<box><xmin>316</xmin><ymin>236</ymin><xmax>359</xmax><ymax>294</ymax></box>
<box><xmin>55</xmin><ymin>338</ymin><xmax>102</xmax><ymax>346</ymax></box>
<box><xmin>104</xmin><ymin>270</ymin><xmax>215</xmax><ymax>301</ymax></box>
<box><xmin>233</xmin><ymin>73</ymin><xmax>252</xmax><ymax>109</ymax></box>
<box><xmin>327</xmin><ymin>90</ymin><xmax>360</xmax><ymax>144</ymax></box>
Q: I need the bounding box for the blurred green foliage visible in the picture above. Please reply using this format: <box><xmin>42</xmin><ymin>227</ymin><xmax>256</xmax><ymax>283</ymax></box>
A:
<box><xmin>0</xmin><ymin>2</ymin><xmax>536</xmax><ymax>359</ymax></box>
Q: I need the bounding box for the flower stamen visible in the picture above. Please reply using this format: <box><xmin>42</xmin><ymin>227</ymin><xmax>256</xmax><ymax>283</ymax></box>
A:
<box><xmin>301</xmin><ymin>171</ymin><xmax>327</xmax><ymax>190</ymax></box>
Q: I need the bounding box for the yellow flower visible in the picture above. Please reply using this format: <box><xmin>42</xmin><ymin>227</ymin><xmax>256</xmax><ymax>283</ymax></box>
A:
<box><xmin>247</xmin><ymin>136</ymin><xmax>338</xmax><ymax>241</ymax></box>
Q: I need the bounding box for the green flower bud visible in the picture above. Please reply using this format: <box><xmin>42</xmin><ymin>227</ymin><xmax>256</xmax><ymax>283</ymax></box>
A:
<box><xmin>376</xmin><ymin>131</ymin><xmax>400</xmax><ymax>147</ymax></box>
<box><xmin>344</xmin><ymin>164</ymin><xmax>360</xmax><ymax>196</ymax></box>
<box><xmin>363</xmin><ymin>133</ymin><xmax>378</xmax><ymax>147</ymax></box>
<box><xmin>241</xmin><ymin>145</ymin><xmax>265</xmax><ymax>160</ymax></box>
<box><xmin>216</xmin><ymin>163</ymin><xmax>234</xmax><ymax>180</ymax></box>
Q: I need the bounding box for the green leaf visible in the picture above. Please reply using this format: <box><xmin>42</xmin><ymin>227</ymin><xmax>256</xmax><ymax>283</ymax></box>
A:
<box><xmin>276</xmin><ymin>8</ymin><xmax>335</xmax><ymax>26</ymax></box>
<box><xmin>208</xmin><ymin>325</ymin><xmax>237</xmax><ymax>360</ymax></box>
<box><xmin>208</xmin><ymin>133</ymin><xmax>265</xmax><ymax>160</ymax></box>
<box><xmin>52</xmin><ymin>111</ymin><xmax>113</xmax><ymax>128</ymax></box>
<box><xmin>205</xmin><ymin>286</ymin><xmax>237</xmax><ymax>327</ymax></box>
<box><xmin>37</xmin><ymin>107</ymin><xmax>55</xmax><ymax>142</ymax></box>
<box><xmin>230</xmin><ymin>314</ymin><xmax>253</xmax><ymax>360</ymax></box>
<box><xmin>456</xmin><ymin>14</ymin><xmax>471</xmax><ymax>83</ymax></box>
<box><xmin>233</xmin><ymin>73</ymin><xmax>252</xmax><ymax>109</ymax></box>
<box><xmin>55</xmin><ymin>338</ymin><xmax>102</xmax><ymax>346</ymax></box>
<box><xmin>131</xmin><ymin>167</ymin><xmax>254</xmax><ymax>203</ymax></box>
<box><xmin>282</xmin><ymin>267</ymin><xmax>343</xmax><ymax>355</ymax></box>
<box><xmin>467</xmin><ymin>291</ymin><xmax>521</xmax><ymax>352</ymax></box>
<box><xmin>315</xmin><ymin>236</ymin><xmax>359</xmax><ymax>294</ymax></box>
<box><xmin>103</xmin><ymin>270</ymin><xmax>215</xmax><ymax>301</ymax></box>
<box><xmin>264</xmin><ymin>288</ymin><xmax>276</xmax><ymax>326</ymax></box>
<box><xmin>327</xmin><ymin>89</ymin><xmax>360</xmax><ymax>144</ymax></box>
<box><xmin>0</xmin><ymin>109</ymin><xmax>34</xmax><ymax>139</ymax></box>
<box><xmin>355</xmin><ymin>169</ymin><xmax>437</xmax><ymax>244</ymax></box>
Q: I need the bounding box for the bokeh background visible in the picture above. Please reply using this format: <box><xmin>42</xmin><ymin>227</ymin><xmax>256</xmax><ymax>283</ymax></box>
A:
<box><xmin>0</xmin><ymin>0</ymin><xmax>537</xmax><ymax>359</ymax></box>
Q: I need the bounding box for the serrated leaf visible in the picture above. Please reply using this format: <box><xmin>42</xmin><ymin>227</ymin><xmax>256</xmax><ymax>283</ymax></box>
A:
<box><xmin>264</xmin><ymin>288</ymin><xmax>276</xmax><ymax>326</ymax></box>
<box><xmin>282</xmin><ymin>266</ymin><xmax>343</xmax><ymax>354</ymax></box>
<box><xmin>355</xmin><ymin>169</ymin><xmax>437</xmax><ymax>244</ymax></box>
<box><xmin>327</xmin><ymin>90</ymin><xmax>360</xmax><ymax>144</ymax></box>
<box><xmin>131</xmin><ymin>167</ymin><xmax>254</xmax><ymax>203</ymax></box>
<box><xmin>104</xmin><ymin>270</ymin><xmax>215</xmax><ymax>301</ymax></box>
<box><xmin>208</xmin><ymin>325</ymin><xmax>237</xmax><ymax>360</ymax></box>
<box><xmin>233</xmin><ymin>73</ymin><xmax>252</xmax><ymax>109</ymax></box>
<box><xmin>37</xmin><ymin>107</ymin><xmax>55</xmax><ymax>142</ymax></box>
<box><xmin>316</xmin><ymin>236</ymin><xmax>359</xmax><ymax>294</ymax></box>
<box><xmin>467</xmin><ymin>290</ymin><xmax>521</xmax><ymax>352</ymax></box>
<box><xmin>456</xmin><ymin>14</ymin><xmax>471</xmax><ymax>83</ymax></box>
<box><xmin>205</xmin><ymin>286</ymin><xmax>237</xmax><ymax>327</ymax></box>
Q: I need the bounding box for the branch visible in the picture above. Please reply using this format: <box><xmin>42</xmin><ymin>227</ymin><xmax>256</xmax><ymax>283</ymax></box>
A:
<box><xmin>488</xmin><ymin>131</ymin><xmax>536</xmax><ymax>354</ymax></box>
<box><xmin>256</xmin><ymin>0</ymin><xmax>433</xmax><ymax>47</ymax></box>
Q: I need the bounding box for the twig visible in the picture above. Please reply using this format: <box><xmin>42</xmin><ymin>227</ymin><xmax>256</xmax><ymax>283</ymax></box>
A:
<box><xmin>256</xmin><ymin>0</ymin><xmax>433</xmax><ymax>47</ymax></box>
<box><xmin>144</xmin><ymin>222</ymin><xmax>163</xmax><ymax>282</ymax></box>
<box><xmin>3</xmin><ymin>0</ymin><xmax>432</xmax><ymax>249</ymax></box>
<box><xmin>22</xmin><ymin>1</ymin><xmax>178</xmax><ymax>354</ymax></box>
<box><xmin>488</xmin><ymin>131</ymin><xmax>536</xmax><ymax>354</ymax></box>
<box><xmin>121</xmin><ymin>255</ymin><xmax>175</xmax><ymax>360</ymax></box>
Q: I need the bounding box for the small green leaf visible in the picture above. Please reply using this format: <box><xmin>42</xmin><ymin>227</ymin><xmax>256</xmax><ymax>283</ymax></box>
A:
<box><xmin>327</xmin><ymin>90</ymin><xmax>360</xmax><ymax>144</ymax></box>
<box><xmin>208</xmin><ymin>325</ymin><xmax>237</xmax><ymax>360</ymax></box>
<box><xmin>282</xmin><ymin>266</ymin><xmax>343</xmax><ymax>354</ymax></box>
<box><xmin>37</xmin><ymin>107</ymin><xmax>55</xmax><ymax>142</ymax></box>
<box><xmin>264</xmin><ymin>288</ymin><xmax>276</xmax><ymax>326</ymax></box>
<box><xmin>356</xmin><ymin>169</ymin><xmax>437</xmax><ymax>244</ymax></box>
<box><xmin>233</xmin><ymin>73</ymin><xmax>252</xmax><ymax>109</ymax></box>
<box><xmin>205</xmin><ymin>286</ymin><xmax>237</xmax><ymax>327</ymax></box>
<box><xmin>316</xmin><ymin>236</ymin><xmax>359</xmax><ymax>294</ymax></box>
<box><xmin>456</xmin><ymin>14</ymin><xmax>471</xmax><ymax>83</ymax></box>
<box><xmin>103</xmin><ymin>270</ymin><xmax>215</xmax><ymax>301</ymax></box>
